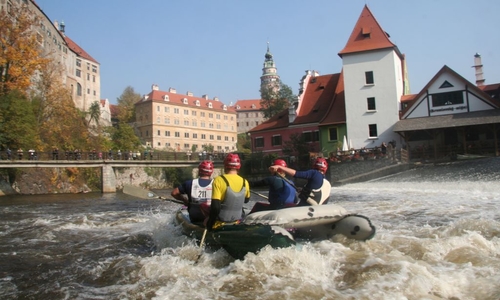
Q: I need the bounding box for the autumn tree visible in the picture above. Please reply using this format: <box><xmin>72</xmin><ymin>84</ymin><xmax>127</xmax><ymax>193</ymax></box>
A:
<box><xmin>259</xmin><ymin>80</ymin><xmax>297</xmax><ymax>119</ymax></box>
<box><xmin>0</xmin><ymin>4</ymin><xmax>49</xmax><ymax>95</ymax></box>
<box><xmin>116</xmin><ymin>86</ymin><xmax>141</xmax><ymax>123</ymax></box>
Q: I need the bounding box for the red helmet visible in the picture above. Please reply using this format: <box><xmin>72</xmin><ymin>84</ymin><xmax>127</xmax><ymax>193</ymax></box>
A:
<box><xmin>224</xmin><ymin>153</ymin><xmax>241</xmax><ymax>170</ymax></box>
<box><xmin>313</xmin><ymin>157</ymin><xmax>328</xmax><ymax>172</ymax></box>
<box><xmin>273</xmin><ymin>159</ymin><xmax>287</xmax><ymax>168</ymax></box>
<box><xmin>198</xmin><ymin>160</ymin><xmax>214</xmax><ymax>176</ymax></box>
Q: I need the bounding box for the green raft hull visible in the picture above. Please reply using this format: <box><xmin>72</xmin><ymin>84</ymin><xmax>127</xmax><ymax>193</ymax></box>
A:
<box><xmin>175</xmin><ymin>211</ymin><xmax>296</xmax><ymax>260</ymax></box>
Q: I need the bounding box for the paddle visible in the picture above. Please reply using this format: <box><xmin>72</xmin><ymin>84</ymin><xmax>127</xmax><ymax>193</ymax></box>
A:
<box><xmin>122</xmin><ymin>184</ymin><xmax>185</xmax><ymax>205</ymax></box>
<box><xmin>195</xmin><ymin>228</ymin><xmax>208</xmax><ymax>264</ymax></box>
<box><xmin>251</xmin><ymin>190</ymin><xmax>268</xmax><ymax>199</ymax></box>
<box><xmin>275</xmin><ymin>172</ymin><xmax>318</xmax><ymax>206</ymax></box>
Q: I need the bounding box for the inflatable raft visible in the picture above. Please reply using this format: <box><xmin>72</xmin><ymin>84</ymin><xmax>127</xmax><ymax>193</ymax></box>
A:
<box><xmin>175</xmin><ymin>204</ymin><xmax>376</xmax><ymax>259</ymax></box>
<box><xmin>175</xmin><ymin>211</ymin><xmax>295</xmax><ymax>260</ymax></box>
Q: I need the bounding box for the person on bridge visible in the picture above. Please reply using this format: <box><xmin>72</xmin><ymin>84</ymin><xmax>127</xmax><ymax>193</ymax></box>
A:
<box><xmin>206</xmin><ymin>153</ymin><xmax>250</xmax><ymax>230</ymax></box>
<box><xmin>248</xmin><ymin>159</ymin><xmax>298</xmax><ymax>214</ymax></box>
<box><xmin>171</xmin><ymin>160</ymin><xmax>214</xmax><ymax>224</ymax></box>
<box><xmin>269</xmin><ymin>157</ymin><xmax>331</xmax><ymax>206</ymax></box>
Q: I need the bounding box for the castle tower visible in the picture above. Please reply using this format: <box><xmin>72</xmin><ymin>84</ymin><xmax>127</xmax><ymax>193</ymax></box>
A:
<box><xmin>260</xmin><ymin>42</ymin><xmax>280</xmax><ymax>92</ymax></box>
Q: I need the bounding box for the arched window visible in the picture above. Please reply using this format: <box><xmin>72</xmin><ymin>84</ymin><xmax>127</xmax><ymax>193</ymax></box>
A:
<box><xmin>77</xmin><ymin>83</ymin><xmax>82</xmax><ymax>96</ymax></box>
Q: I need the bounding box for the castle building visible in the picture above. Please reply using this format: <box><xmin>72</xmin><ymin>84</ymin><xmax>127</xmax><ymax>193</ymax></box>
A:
<box><xmin>1</xmin><ymin>0</ymin><xmax>102</xmax><ymax>114</ymax></box>
<box><xmin>135</xmin><ymin>85</ymin><xmax>238</xmax><ymax>153</ymax></box>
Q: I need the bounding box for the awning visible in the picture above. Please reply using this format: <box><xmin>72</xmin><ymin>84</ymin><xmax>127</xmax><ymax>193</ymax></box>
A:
<box><xmin>394</xmin><ymin>109</ymin><xmax>500</xmax><ymax>132</ymax></box>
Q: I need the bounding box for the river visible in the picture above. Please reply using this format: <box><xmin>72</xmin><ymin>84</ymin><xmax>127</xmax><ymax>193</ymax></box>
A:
<box><xmin>1</xmin><ymin>158</ymin><xmax>499</xmax><ymax>300</ymax></box>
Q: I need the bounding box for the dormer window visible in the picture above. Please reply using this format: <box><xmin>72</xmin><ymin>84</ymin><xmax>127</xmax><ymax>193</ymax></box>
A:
<box><xmin>236</xmin><ymin>105</ymin><xmax>241</xmax><ymax>109</ymax></box>
<box><xmin>163</xmin><ymin>95</ymin><xmax>169</xmax><ymax>101</ymax></box>
<box><xmin>251</xmin><ymin>104</ymin><xmax>256</xmax><ymax>109</ymax></box>
<box><xmin>195</xmin><ymin>100</ymin><xmax>200</xmax><ymax>106</ymax></box>
<box><xmin>182</xmin><ymin>98</ymin><xmax>188</xmax><ymax>104</ymax></box>
<box><xmin>362</xmin><ymin>27</ymin><xmax>371</xmax><ymax>38</ymax></box>
<box><xmin>223</xmin><ymin>105</ymin><xmax>227</xmax><ymax>110</ymax></box>
<box><xmin>208</xmin><ymin>102</ymin><xmax>213</xmax><ymax>108</ymax></box>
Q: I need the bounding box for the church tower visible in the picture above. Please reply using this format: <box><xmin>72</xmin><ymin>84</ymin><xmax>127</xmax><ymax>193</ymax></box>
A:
<box><xmin>260</xmin><ymin>42</ymin><xmax>280</xmax><ymax>92</ymax></box>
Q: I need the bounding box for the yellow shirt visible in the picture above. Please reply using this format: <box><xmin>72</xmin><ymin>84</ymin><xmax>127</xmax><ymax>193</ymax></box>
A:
<box><xmin>212</xmin><ymin>174</ymin><xmax>250</xmax><ymax>202</ymax></box>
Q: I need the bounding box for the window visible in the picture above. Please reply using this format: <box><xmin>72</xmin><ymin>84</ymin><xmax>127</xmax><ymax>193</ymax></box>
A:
<box><xmin>164</xmin><ymin>118</ymin><xmax>170</xmax><ymax>124</ymax></box>
<box><xmin>92</xmin><ymin>65</ymin><xmax>97</xmax><ymax>73</ymax></box>
<box><xmin>365</xmin><ymin>71</ymin><xmax>374</xmax><ymax>85</ymax></box>
<box><xmin>209</xmin><ymin>113</ymin><xmax>213</xmax><ymax>118</ymax></box>
<box><xmin>192</xmin><ymin>111</ymin><xmax>197</xmax><ymax>116</ymax></box>
<box><xmin>192</xmin><ymin>120</ymin><xmax>197</xmax><ymax>126</ymax></box>
<box><xmin>165</xmin><ymin>131</ymin><xmax>170</xmax><ymax>136</ymax></box>
<box><xmin>209</xmin><ymin>135</ymin><xmax>214</xmax><ymax>140</ymax></box>
<box><xmin>185</xmin><ymin>133</ymin><xmax>189</xmax><ymax>138</ymax></box>
<box><xmin>255</xmin><ymin>137</ymin><xmax>264</xmax><ymax>148</ymax></box>
<box><xmin>77</xmin><ymin>83</ymin><xmax>82</xmax><ymax>96</ymax></box>
<box><xmin>193</xmin><ymin>133</ymin><xmax>197</xmax><ymax>138</ymax></box>
<box><xmin>184</xmin><ymin>143</ymin><xmax>190</xmax><ymax>148</ymax></box>
<box><xmin>87</xmin><ymin>73</ymin><xmax>90</xmax><ymax>80</ymax></box>
<box><xmin>303</xmin><ymin>130</ymin><xmax>319</xmax><ymax>142</ymax></box>
<box><xmin>328</xmin><ymin>127</ymin><xmax>338</xmax><ymax>141</ymax></box>
<box><xmin>76</xmin><ymin>69</ymin><xmax>81</xmax><ymax>77</ymax></box>
<box><xmin>93</xmin><ymin>75</ymin><xmax>95</xmax><ymax>82</ymax></box>
<box><xmin>157</xmin><ymin>130</ymin><xmax>160</xmax><ymax>135</ymax></box>
<box><xmin>432</xmin><ymin>91</ymin><xmax>464</xmax><ymax>107</ymax></box>
<box><xmin>367</xmin><ymin>97</ymin><xmax>376</xmax><ymax>110</ymax></box>
<box><xmin>271</xmin><ymin>135</ymin><xmax>282</xmax><ymax>146</ymax></box>
<box><xmin>175</xmin><ymin>132</ymin><xmax>180</xmax><ymax>137</ymax></box>
<box><xmin>369</xmin><ymin>124</ymin><xmax>378</xmax><ymax>138</ymax></box>
<box><xmin>87</xmin><ymin>89</ymin><xmax>90</xmax><ymax>94</ymax></box>
<box><xmin>216</xmin><ymin>114</ymin><xmax>220</xmax><ymax>119</ymax></box>
<box><xmin>200</xmin><ymin>112</ymin><xmax>205</xmax><ymax>117</ymax></box>
<box><xmin>157</xmin><ymin>106</ymin><xmax>160</xmax><ymax>111</ymax></box>
<box><xmin>217</xmin><ymin>135</ymin><xmax>221</xmax><ymax>140</ymax></box>
<box><xmin>164</xmin><ymin>107</ymin><xmax>170</xmax><ymax>113</ymax></box>
<box><xmin>174</xmin><ymin>108</ymin><xmax>179</xmax><ymax>114</ymax></box>
<box><xmin>76</xmin><ymin>59</ymin><xmax>81</xmax><ymax>67</ymax></box>
<box><xmin>174</xmin><ymin>119</ymin><xmax>180</xmax><ymax>125</ymax></box>
<box><xmin>201</xmin><ymin>134</ymin><xmax>206</xmax><ymax>139</ymax></box>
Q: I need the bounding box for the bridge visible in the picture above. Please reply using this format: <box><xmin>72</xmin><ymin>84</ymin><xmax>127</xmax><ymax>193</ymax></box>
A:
<box><xmin>0</xmin><ymin>160</ymin><xmax>223</xmax><ymax>193</ymax></box>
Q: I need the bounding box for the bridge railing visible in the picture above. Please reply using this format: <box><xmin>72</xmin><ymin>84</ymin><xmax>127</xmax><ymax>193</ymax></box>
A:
<box><xmin>0</xmin><ymin>150</ymin><xmax>231</xmax><ymax>162</ymax></box>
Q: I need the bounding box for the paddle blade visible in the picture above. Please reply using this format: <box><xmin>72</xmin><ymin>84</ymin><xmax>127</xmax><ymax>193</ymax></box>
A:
<box><xmin>123</xmin><ymin>184</ymin><xmax>157</xmax><ymax>199</ymax></box>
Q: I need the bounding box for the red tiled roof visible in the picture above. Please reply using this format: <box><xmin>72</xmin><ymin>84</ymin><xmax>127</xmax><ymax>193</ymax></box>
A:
<box><xmin>338</xmin><ymin>5</ymin><xmax>401</xmax><ymax>58</ymax></box>
<box><xmin>479</xmin><ymin>83</ymin><xmax>500</xmax><ymax>92</ymax></box>
<box><xmin>139</xmin><ymin>90</ymin><xmax>235</xmax><ymax>113</ymax></box>
<box><xmin>109</xmin><ymin>104</ymin><xmax>119</xmax><ymax>117</ymax></box>
<box><xmin>64</xmin><ymin>36</ymin><xmax>98</xmax><ymax>64</ymax></box>
<box><xmin>233</xmin><ymin>99</ymin><xmax>262</xmax><ymax>110</ymax></box>
<box><xmin>319</xmin><ymin>70</ymin><xmax>346</xmax><ymax>125</ymax></box>
<box><xmin>294</xmin><ymin>74</ymin><xmax>340</xmax><ymax>125</ymax></box>
<box><xmin>401</xmin><ymin>94</ymin><xmax>417</xmax><ymax>103</ymax></box>
<box><xmin>249</xmin><ymin>73</ymin><xmax>341</xmax><ymax>133</ymax></box>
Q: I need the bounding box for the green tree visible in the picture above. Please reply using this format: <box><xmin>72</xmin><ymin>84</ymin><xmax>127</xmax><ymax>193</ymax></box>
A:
<box><xmin>106</xmin><ymin>123</ymin><xmax>141</xmax><ymax>151</ymax></box>
<box><xmin>260</xmin><ymin>80</ymin><xmax>296</xmax><ymax>119</ymax></box>
<box><xmin>237</xmin><ymin>133</ymin><xmax>251</xmax><ymax>154</ymax></box>
<box><xmin>0</xmin><ymin>90</ymin><xmax>39</xmax><ymax>149</ymax></box>
<box><xmin>282</xmin><ymin>133</ymin><xmax>312</xmax><ymax>169</ymax></box>
<box><xmin>116</xmin><ymin>86</ymin><xmax>141</xmax><ymax>123</ymax></box>
<box><xmin>88</xmin><ymin>101</ymin><xmax>102</xmax><ymax>127</ymax></box>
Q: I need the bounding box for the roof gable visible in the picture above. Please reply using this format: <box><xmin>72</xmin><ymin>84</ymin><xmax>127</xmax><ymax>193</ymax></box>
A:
<box><xmin>338</xmin><ymin>5</ymin><xmax>401</xmax><ymax>58</ymax></box>
<box><xmin>401</xmin><ymin>65</ymin><xmax>500</xmax><ymax>119</ymax></box>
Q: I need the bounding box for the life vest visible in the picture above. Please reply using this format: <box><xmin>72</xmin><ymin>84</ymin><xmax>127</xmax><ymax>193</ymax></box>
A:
<box><xmin>188</xmin><ymin>178</ymin><xmax>213</xmax><ymax>222</ymax></box>
<box><xmin>269</xmin><ymin>176</ymin><xmax>297</xmax><ymax>207</ymax></box>
<box><xmin>218</xmin><ymin>175</ymin><xmax>246</xmax><ymax>222</ymax></box>
<box><xmin>299</xmin><ymin>178</ymin><xmax>331</xmax><ymax>205</ymax></box>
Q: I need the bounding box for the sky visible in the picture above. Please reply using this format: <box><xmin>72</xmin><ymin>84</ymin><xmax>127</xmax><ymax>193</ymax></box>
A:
<box><xmin>35</xmin><ymin>0</ymin><xmax>500</xmax><ymax>105</ymax></box>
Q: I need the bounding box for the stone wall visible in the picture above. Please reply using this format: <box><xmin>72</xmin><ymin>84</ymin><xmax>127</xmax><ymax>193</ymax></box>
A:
<box><xmin>328</xmin><ymin>158</ymin><xmax>409</xmax><ymax>185</ymax></box>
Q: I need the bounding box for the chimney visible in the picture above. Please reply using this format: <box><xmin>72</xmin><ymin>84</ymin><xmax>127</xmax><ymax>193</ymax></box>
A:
<box><xmin>168</xmin><ymin>87</ymin><xmax>177</xmax><ymax>94</ymax></box>
<box><xmin>202</xmin><ymin>94</ymin><xmax>209</xmax><ymax>100</ymax></box>
<box><xmin>186</xmin><ymin>91</ymin><xmax>193</xmax><ymax>97</ymax></box>
<box><xmin>152</xmin><ymin>84</ymin><xmax>159</xmax><ymax>91</ymax></box>
<box><xmin>213</xmin><ymin>96</ymin><xmax>219</xmax><ymax>101</ymax></box>
<box><xmin>473</xmin><ymin>53</ymin><xmax>485</xmax><ymax>86</ymax></box>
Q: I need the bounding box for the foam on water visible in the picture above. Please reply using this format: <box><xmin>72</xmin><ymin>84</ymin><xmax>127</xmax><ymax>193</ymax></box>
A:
<box><xmin>1</xmin><ymin>158</ymin><xmax>500</xmax><ymax>299</ymax></box>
